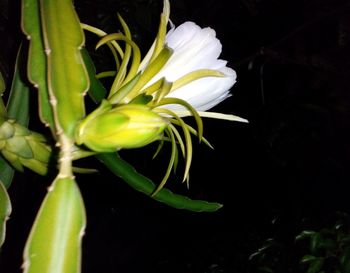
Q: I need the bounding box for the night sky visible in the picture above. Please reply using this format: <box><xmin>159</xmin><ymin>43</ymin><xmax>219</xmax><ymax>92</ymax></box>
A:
<box><xmin>1</xmin><ymin>0</ymin><xmax>350</xmax><ymax>272</ymax></box>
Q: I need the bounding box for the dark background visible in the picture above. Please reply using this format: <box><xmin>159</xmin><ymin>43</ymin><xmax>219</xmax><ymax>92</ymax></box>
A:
<box><xmin>1</xmin><ymin>0</ymin><xmax>350</xmax><ymax>272</ymax></box>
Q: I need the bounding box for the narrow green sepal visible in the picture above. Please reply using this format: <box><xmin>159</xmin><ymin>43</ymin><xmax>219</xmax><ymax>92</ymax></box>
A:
<box><xmin>108</xmin><ymin>73</ymin><xmax>141</xmax><ymax>104</ymax></box>
<box><xmin>122</xmin><ymin>46</ymin><xmax>173</xmax><ymax>103</ymax></box>
<box><xmin>129</xmin><ymin>94</ymin><xmax>153</xmax><ymax>105</ymax></box>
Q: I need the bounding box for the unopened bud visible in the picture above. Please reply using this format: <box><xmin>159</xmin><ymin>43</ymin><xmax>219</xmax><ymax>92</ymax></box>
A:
<box><xmin>76</xmin><ymin>102</ymin><xmax>167</xmax><ymax>152</ymax></box>
<box><xmin>0</xmin><ymin>120</ymin><xmax>51</xmax><ymax>175</ymax></box>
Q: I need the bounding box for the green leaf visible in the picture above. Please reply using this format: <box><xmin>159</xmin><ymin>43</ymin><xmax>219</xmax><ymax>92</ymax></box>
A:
<box><xmin>40</xmin><ymin>0</ymin><xmax>89</xmax><ymax>137</ymax></box>
<box><xmin>0</xmin><ymin>45</ymin><xmax>31</xmax><ymax>188</ymax></box>
<box><xmin>340</xmin><ymin>248</ymin><xmax>350</xmax><ymax>272</ymax></box>
<box><xmin>310</xmin><ymin>233</ymin><xmax>323</xmax><ymax>254</ymax></box>
<box><xmin>0</xmin><ymin>158</ymin><xmax>14</xmax><ymax>188</ymax></box>
<box><xmin>296</xmin><ymin>230</ymin><xmax>316</xmax><ymax>242</ymax></box>
<box><xmin>306</xmin><ymin>257</ymin><xmax>324</xmax><ymax>273</ymax></box>
<box><xmin>0</xmin><ymin>181</ymin><xmax>11</xmax><ymax>247</ymax></box>
<box><xmin>21</xmin><ymin>0</ymin><xmax>55</xmax><ymax>131</ymax></box>
<box><xmin>256</xmin><ymin>266</ymin><xmax>274</xmax><ymax>273</ymax></box>
<box><xmin>80</xmin><ymin>48</ymin><xmax>107</xmax><ymax>103</ymax></box>
<box><xmin>0</xmin><ymin>69</ymin><xmax>5</xmax><ymax>119</ymax></box>
<box><xmin>23</xmin><ymin>177</ymin><xmax>86</xmax><ymax>273</ymax></box>
<box><xmin>97</xmin><ymin>153</ymin><xmax>223</xmax><ymax>212</ymax></box>
<box><xmin>6</xmin><ymin>45</ymin><xmax>30</xmax><ymax>126</ymax></box>
<box><xmin>300</xmin><ymin>255</ymin><xmax>318</xmax><ymax>263</ymax></box>
<box><xmin>0</xmin><ymin>68</ymin><xmax>5</xmax><ymax>95</ymax></box>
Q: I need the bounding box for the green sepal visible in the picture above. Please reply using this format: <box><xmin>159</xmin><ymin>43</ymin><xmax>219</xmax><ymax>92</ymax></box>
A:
<box><xmin>5</xmin><ymin>136</ymin><xmax>33</xmax><ymax>159</ymax></box>
<box><xmin>129</xmin><ymin>94</ymin><xmax>153</xmax><ymax>105</ymax></box>
<box><xmin>23</xmin><ymin>176</ymin><xmax>86</xmax><ymax>273</ymax></box>
<box><xmin>149</xmin><ymin>0</ymin><xmax>170</xmax><ymax>63</ymax></box>
<box><xmin>0</xmin><ymin>121</ymin><xmax>15</xmax><ymax>140</ymax></box>
<box><xmin>96</xmin><ymin>31</ymin><xmax>141</xmax><ymax>96</ymax></box>
<box><xmin>19</xmin><ymin>157</ymin><xmax>47</xmax><ymax>176</ymax></box>
<box><xmin>97</xmin><ymin>153</ymin><xmax>223</xmax><ymax>212</ymax></box>
<box><xmin>1</xmin><ymin>150</ymin><xmax>24</xmax><ymax>172</ymax></box>
<box><xmin>122</xmin><ymin>46</ymin><xmax>173</xmax><ymax>103</ymax></box>
<box><xmin>108</xmin><ymin>73</ymin><xmax>141</xmax><ymax>104</ymax></box>
<box><xmin>28</xmin><ymin>139</ymin><xmax>51</xmax><ymax>163</ymax></box>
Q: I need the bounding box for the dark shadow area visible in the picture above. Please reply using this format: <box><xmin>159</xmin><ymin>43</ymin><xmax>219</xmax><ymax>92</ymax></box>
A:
<box><xmin>1</xmin><ymin>0</ymin><xmax>350</xmax><ymax>272</ymax></box>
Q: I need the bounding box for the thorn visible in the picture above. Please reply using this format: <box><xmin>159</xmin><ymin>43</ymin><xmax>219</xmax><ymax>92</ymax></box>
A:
<box><xmin>49</xmin><ymin>98</ymin><xmax>57</xmax><ymax>106</ymax></box>
<box><xmin>47</xmin><ymin>184</ymin><xmax>55</xmax><ymax>192</ymax></box>
<box><xmin>21</xmin><ymin>260</ymin><xmax>29</xmax><ymax>270</ymax></box>
<box><xmin>44</xmin><ymin>48</ymin><xmax>51</xmax><ymax>55</ymax></box>
<box><xmin>80</xmin><ymin>229</ymin><xmax>85</xmax><ymax>237</ymax></box>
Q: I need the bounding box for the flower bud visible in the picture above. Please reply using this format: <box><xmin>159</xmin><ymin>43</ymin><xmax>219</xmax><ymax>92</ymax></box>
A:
<box><xmin>0</xmin><ymin>120</ymin><xmax>51</xmax><ymax>175</ymax></box>
<box><xmin>76</xmin><ymin>103</ymin><xmax>167</xmax><ymax>152</ymax></box>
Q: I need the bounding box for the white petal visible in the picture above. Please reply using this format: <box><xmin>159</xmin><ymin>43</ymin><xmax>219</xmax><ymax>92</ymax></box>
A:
<box><xmin>146</xmin><ymin>21</ymin><xmax>237</xmax><ymax>112</ymax></box>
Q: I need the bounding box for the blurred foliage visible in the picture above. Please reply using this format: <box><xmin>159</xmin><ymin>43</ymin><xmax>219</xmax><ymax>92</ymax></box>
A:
<box><xmin>249</xmin><ymin>212</ymin><xmax>350</xmax><ymax>273</ymax></box>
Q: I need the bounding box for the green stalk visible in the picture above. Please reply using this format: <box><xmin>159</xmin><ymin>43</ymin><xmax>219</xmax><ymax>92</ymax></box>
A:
<box><xmin>22</xmin><ymin>1</ymin><xmax>88</xmax><ymax>272</ymax></box>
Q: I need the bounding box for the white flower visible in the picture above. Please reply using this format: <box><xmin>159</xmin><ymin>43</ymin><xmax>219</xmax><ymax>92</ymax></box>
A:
<box><xmin>81</xmin><ymin>0</ymin><xmax>248</xmax><ymax>192</ymax></box>
<box><xmin>151</xmin><ymin>21</ymin><xmax>237</xmax><ymax>112</ymax></box>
